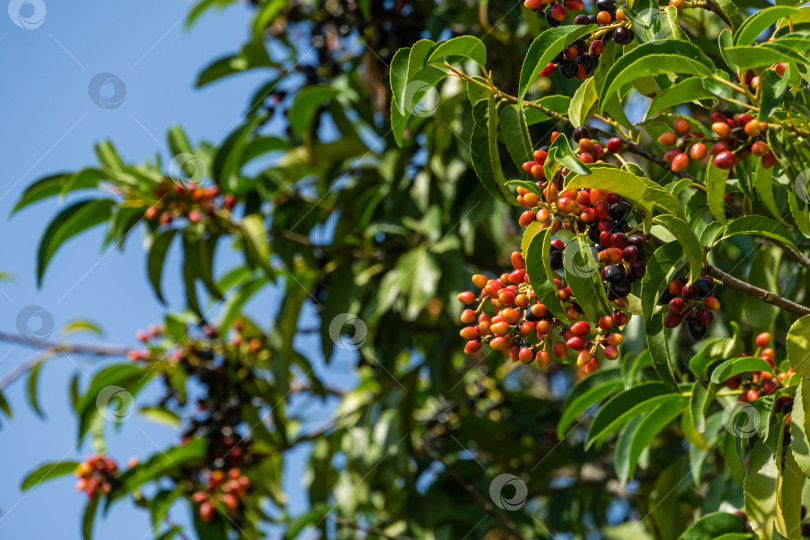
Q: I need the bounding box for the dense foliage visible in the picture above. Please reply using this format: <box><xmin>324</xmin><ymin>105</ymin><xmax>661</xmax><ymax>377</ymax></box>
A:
<box><xmin>3</xmin><ymin>0</ymin><xmax>810</xmax><ymax>539</ymax></box>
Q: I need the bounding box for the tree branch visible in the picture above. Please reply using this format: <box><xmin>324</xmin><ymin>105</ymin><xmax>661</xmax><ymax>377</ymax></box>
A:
<box><xmin>0</xmin><ymin>330</ymin><xmax>131</xmax><ymax>356</ymax></box>
<box><xmin>325</xmin><ymin>515</ymin><xmax>418</xmax><ymax>540</ymax></box>
<box><xmin>703</xmin><ymin>264</ymin><xmax>810</xmax><ymax>316</ymax></box>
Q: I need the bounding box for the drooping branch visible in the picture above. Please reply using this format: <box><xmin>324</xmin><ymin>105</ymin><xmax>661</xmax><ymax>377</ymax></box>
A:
<box><xmin>703</xmin><ymin>264</ymin><xmax>810</xmax><ymax>316</ymax></box>
<box><xmin>0</xmin><ymin>330</ymin><xmax>131</xmax><ymax>356</ymax></box>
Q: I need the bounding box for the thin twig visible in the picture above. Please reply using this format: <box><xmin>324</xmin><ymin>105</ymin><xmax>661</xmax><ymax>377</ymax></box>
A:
<box><xmin>704</xmin><ymin>264</ymin><xmax>810</xmax><ymax>316</ymax></box>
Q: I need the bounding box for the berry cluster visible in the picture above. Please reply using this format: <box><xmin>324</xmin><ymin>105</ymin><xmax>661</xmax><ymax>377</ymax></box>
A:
<box><xmin>656</xmin><ymin>114</ymin><xmax>776</xmax><ymax>172</ymax></box>
<box><xmin>539</xmin><ymin>39</ymin><xmax>604</xmax><ymax>80</ymax></box>
<box><xmin>725</xmin><ymin>333</ymin><xmax>793</xmax><ymax>403</ymax></box>
<box><xmin>192</xmin><ymin>468</ymin><xmax>251</xmax><ymax>523</ymax></box>
<box><xmin>523</xmin><ymin>0</ymin><xmax>585</xmax><ymax>28</ymax></box>
<box><xmin>74</xmin><ymin>455</ymin><xmax>118</xmax><ymax>498</ymax></box>
<box><xmin>457</xmin><ymin>251</ymin><xmax>629</xmax><ymax>374</ymax></box>
<box><xmin>144</xmin><ymin>180</ymin><xmax>236</xmax><ymax>227</ymax></box>
<box><xmin>660</xmin><ymin>276</ymin><xmax>720</xmax><ymax>339</ymax></box>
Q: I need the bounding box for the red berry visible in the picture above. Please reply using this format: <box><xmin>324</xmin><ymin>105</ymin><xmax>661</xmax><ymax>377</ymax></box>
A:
<box><xmin>668</xmin><ymin>297</ymin><xmax>685</xmax><ymax>313</ymax></box>
<box><xmin>519</xmin><ymin>210</ymin><xmax>536</xmax><ymax>226</ymax></box>
<box><xmin>603</xmin><ymin>345</ymin><xmax>619</xmax><ymax>360</ymax></box>
<box><xmin>552</xmin><ymin>342</ymin><xmax>568</xmax><ymax>359</ymax></box>
<box><xmin>596</xmin><ymin>10</ymin><xmax>612</xmax><ymax>24</ymax></box>
<box><xmin>612</xmin><ymin>311</ymin><xmax>628</xmax><ymax>326</ymax></box>
<box><xmin>460</xmin><ymin>309</ymin><xmax>476</xmax><ymax>324</ymax></box>
<box><xmin>567</xmin><ymin>336</ymin><xmax>586</xmax><ymax>351</ymax></box>
<box><xmin>714</xmin><ymin>151</ymin><xmax>736</xmax><ymax>170</ymax></box>
<box><xmin>536</xmin><ymin>350</ymin><xmax>551</xmax><ymax>369</ymax></box>
<box><xmin>668</xmin><ymin>280</ymin><xmax>684</xmax><ymax>296</ymax></box>
<box><xmin>571</xmin><ymin>321</ymin><xmax>591</xmax><ymax>336</ymax></box>
<box><xmin>682</xmin><ymin>284</ymin><xmax>698</xmax><ymax>299</ymax></box>
<box><xmin>457</xmin><ymin>291</ymin><xmax>476</xmax><ymax>304</ymax></box>
<box><xmin>747</xmin><ymin>389</ymin><xmax>760</xmax><ymax>402</ymax></box>
<box><xmin>576</xmin><ymin>350</ymin><xmax>592</xmax><ymax>366</ymax></box>
<box><xmin>664</xmin><ymin>312</ymin><xmax>682</xmax><ymax>328</ymax></box>
<box><xmin>598</xmin><ymin>315</ymin><xmax>614</xmax><ymax>331</ymax></box>
<box><xmin>690</xmin><ymin>142</ymin><xmax>707</xmax><ymax>160</ymax></box>
<box><xmin>671</xmin><ymin>152</ymin><xmax>690</xmax><ymax>172</ymax></box>
<box><xmin>703</xmin><ymin>296</ymin><xmax>720</xmax><ymax>310</ymax></box>
<box><xmin>697</xmin><ymin>309</ymin><xmax>713</xmax><ymax>326</ymax></box>
<box><xmin>519</xmin><ymin>347</ymin><xmax>534</xmax><ymax>364</ymax></box>
<box><xmin>673</xmin><ymin>118</ymin><xmax>691</xmax><ymax>136</ymax></box>
<box><xmin>464</xmin><ymin>341</ymin><xmax>482</xmax><ymax>354</ymax></box>
<box><xmin>551</xmin><ymin>3</ymin><xmax>566</xmax><ymax>20</ymax></box>
<box><xmin>511</xmin><ymin>251</ymin><xmax>525</xmax><ymax>270</ymax></box>
<box><xmin>605</xmin><ymin>137</ymin><xmax>623</xmax><ymax>154</ymax></box>
<box><xmin>657</xmin><ymin>131</ymin><xmax>677</xmax><ymax>146</ymax></box>
<box><xmin>755</xmin><ymin>332</ymin><xmax>771</xmax><ymax>348</ymax></box>
<box><xmin>539</xmin><ymin>62</ymin><xmax>557</xmax><ymax>77</ymax></box>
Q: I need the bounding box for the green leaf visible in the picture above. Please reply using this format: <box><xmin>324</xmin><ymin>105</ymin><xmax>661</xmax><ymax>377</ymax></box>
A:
<box><xmin>167</xmin><ymin>125</ymin><xmax>193</xmax><ymax>157</ymax></box>
<box><xmin>563</xmin><ymin>236</ymin><xmax>611</xmax><ymax>321</ymax></box>
<box><xmin>585</xmin><ymin>382</ymin><xmax>674</xmax><ymax>449</ymax></box>
<box><xmin>759</xmin><ymin>70</ymin><xmax>791</xmax><ymax>120</ymax></box>
<box><xmin>26</xmin><ymin>361</ymin><xmax>45</xmax><ymax>418</ymax></box>
<box><xmin>640</xmin><ymin>241</ymin><xmax>683</xmax><ymax>321</ymax></box>
<box><xmin>12</xmin><ymin>171</ymin><xmax>104</xmax><ymax>216</ymax></box>
<box><xmin>220</xmin><ymin>276</ymin><xmax>269</xmax><ymax>332</ymax></box>
<box><xmin>558</xmin><ymin>368</ymin><xmax>623</xmax><ymax>439</ymax></box>
<box><xmin>706</xmin><ymin>158</ymin><xmax>729</xmax><ymax>224</ymax></box>
<box><xmin>37</xmin><ymin>199</ymin><xmax>116</xmax><ymax>286</ymax></box>
<box><xmin>241</xmin><ymin>213</ymin><xmax>275</xmax><ymax>279</ymax></box>
<box><xmin>21</xmin><ymin>460</ymin><xmax>80</xmax><ymax>491</ymax></box>
<box><xmin>525</xmin><ymin>227</ymin><xmax>570</xmax><ymax>323</ymax></box>
<box><xmin>753</xmin><ymin>160</ymin><xmax>783</xmax><ymax>221</ymax></box>
<box><xmin>734</xmin><ymin>6</ymin><xmax>802</xmax><ymax>45</ymax></box>
<box><xmin>710</xmin><ymin>356</ymin><xmax>774</xmax><ymax>384</ymax></box>
<box><xmin>688</xmin><ymin>381</ymin><xmax>716</xmax><ymax>440</ymax></box>
<box><xmin>139</xmin><ymin>406</ymin><xmax>182</xmax><ymax>427</ymax></box>
<box><xmin>717</xmin><ymin>216</ymin><xmax>798</xmax><ymax>251</ymax></box>
<box><xmin>679</xmin><ymin>512</ymin><xmax>749</xmax><ymax>539</ymax></box>
<box><xmin>62</xmin><ymin>319</ymin><xmax>104</xmax><ymax>338</ymax></box>
<box><xmin>652</xmin><ymin>214</ymin><xmax>703</xmax><ymax>282</ymax></box>
<box><xmin>518</xmin><ymin>25</ymin><xmax>597</xmax><ymax>101</ymax></box>
<box><xmin>426</xmin><ymin>36</ymin><xmax>486</xmax><ymax>68</ymax></box>
<box><xmin>82</xmin><ymin>495</ymin><xmax>99</xmax><ymax>540</ymax></box>
<box><xmin>390</xmin><ymin>40</ymin><xmax>446</xmax><ymax>147</ymax></box>
<box><xmin>113</xmin><ymin>439</ymin><xmax>206</xmax><ymax>498</ymax></box>
<box><xmin>288</xmin><ymin>86</ymin><xmax>340</xmax><ymax>135</ymax></box>
<box><xmin>599</xmin><ymin>41</ymin><xmax>713</xmax><ymax>112</ymax></box>
<box><xmin>646</xmin><ymin>313</ymin><xmax>678</xmax><ymax>391</ymax></box>
<box><xmin>790</xmin><ymin>379</ymin><xmax>810</xmax><ymax>476</ymax></box>
<box><xmin>252</xmin><ymin>0</ymin><xmax>286</xmax><ymax>40</ymax></box>
<box><xmin>147</xmin><ymin>229</ymin><xmax>178</xmax><ymax>304</ymax></box>
<box><xmin>713</xmin><ymin>0</ymin><xmax>744</xmax><ymax>29</ymax></box>
<box><xmin>499</xmin><ymin>105</ymin><xmax>533</xmax><ymax>168</ymax></box>
<box><xmin>721</xmin><ymin>42</ymin><xmax>809</xmax><ymax>69</ymax></box>
<box><xmin>182</xmin><ymin>232</ymin><xmax>222</xmax><ymax>300</ymax></box>
<box><xmin>470</xmin><ymin>97</ymin><xmax>512</xmax><ymax>204</ymax></box>
<box><xmin>646</xmin><ymin>77</ymin><xmax>724</xmax><ymax>119</ymax></box>
<box><xmin>568</xmin><ymin>77</ymin><xmax>597</xmax><ymax>127</ymax></box>
<box><xmin>616</xmin><ymin>398</ymin><xmax>688</xmax><ymax>483</ymax></box>
<box><xmin>77</xmin><ymin>363</ymin><xmax>152</xmax><ymax>441</ymax></box>
<box><xmin>212</xmin><ymin>115</ymin><xmax>263</xmax><ymax>188</ymax></box>
<box><xmin>788</xmin><ymin>316</ymin><xmax>810</xmax><ymax>376</ymax></box>
<box><xmin>547</xmin><ymin>133</ymin><xmax>590</xmax><ymax>177</ymax></box>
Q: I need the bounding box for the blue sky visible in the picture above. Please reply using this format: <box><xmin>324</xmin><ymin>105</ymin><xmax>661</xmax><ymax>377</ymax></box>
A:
<box><xmin>0</xmin><ymin>2</ymin><xmax>352</xmax><ymax>538</ymax></box>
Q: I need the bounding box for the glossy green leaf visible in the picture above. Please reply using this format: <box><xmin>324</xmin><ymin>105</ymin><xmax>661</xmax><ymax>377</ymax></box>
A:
<box><xmin>640</xmin><ymin>241</ymin><xmax>683</xmax><ymax>322</ymax></box>
<box><xmin>734</xmin><ymin>6</ymin><xmax>801</xmax><ymax>45</ymax></box>
<box><xmin>525</xmin><ymin>226</ymin><xmax>570</xmax><ymax>323</ymax></box>
<box><xmin>706</xmin><ymin>158</ymin><xmax>729</xmax><ymax>224</ymax></box>
<box><xmin>568</xmin><ymin>77</ymin><xmax>596</xmax><ymax>127</ymax></box>
<box><xmin>558</xmin><ymin>368</ymin><xmax>623</xmax><ymax>439</ymax></box>
<box><xmin>147</xmin><ymin>229</ymin><xmax>178</xmax><ymax>304</ymax></box>
<box><xmin>718</xmin><ymin>216</ymin><xmax>798</xmax><ymax>251</ymax></box>
<box><xmin>426</xmin><ymin>36</ymin><xmax>486</xmax><ymax>68</ymax></box>
<box><xmin>680</xmin><ymin>512</ymin><xmax>750</xmax><ymax>539</ymax></box>
<box><xmin>787</xmin><ymin>315</ymin><xmax>810</xmax><ymax>377</ymax></box>
<box><xmin>585</xmin><ymin>382</ymin><xmax>674</xmax><ymax>449</ymax></box>
<box><xmin>652</xmin><ymin>214</ymin><xmax>703</xmax><ymax>282</ymax></box>
<box><xmin>21</xmin><ymin>460</ymin><xmax>80</xmax><ymax>491</ymax></box>
<box><xmin>646</xmin><ymin>313</ymin><xmax>678</xmax><ymax>391</ymax></box>
<box><xmin>790</xmin><ymin>379</ymin><xmax>810</xmax><ymax>476</ymax></box>
<box><xmin>710</xmin><ymin>356</ymin><xmax>774</xmax><ymax>383</ymax></box>
<box><xmin>289</xmin><ymin>86</ymin><xmax>340</xmax><ymax>135</ymax></box>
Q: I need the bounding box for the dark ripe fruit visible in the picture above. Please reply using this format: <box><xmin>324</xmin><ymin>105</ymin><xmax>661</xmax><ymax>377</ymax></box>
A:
<box><xmin>457</xmin><ymin>291</ymin><xmax>476</xmax><ymax>304</ymax></box>
<box><xmin>688</xmin><ymin>318</ymin><xmax>708</xmax><ymax>339</ymax></box>
<box><xmin>574</xmin><ymin>14</ymin><xmax>591</xmax><ymax>24</ymax></box>
<box><xmin>573</xmin><ymin>126</ymin><xmax>590</xmax><ymax>142</ymax></box>
<box><xmin>690</xmin><ymin>142</ymin><xmax>708</xmax><ymax>160</ymax></box>
<box><xmin>604</xmin><ymin>264</ymin><xmax>626</xmax><ymax>284</ymax></box>
<box><xmin>605</xmin><ymin>137</ymin><xmax>623</xmax><ymax>154</ymax></box>
<box><xmin>552</xmin><ymin>342</ymin><xmax>568</xmax><ymax>359</ymax></box>
<box><xmin>590</xmin><ymin>40</ymin><xmax>605</xmax><ymax>56</ymax></box>
<box><xmin>659</xmin><ymin>290</ymin><xmax>675</xmax><ymax>305</ymax></box>
<box><xmin>731</xmin><ymin>126</ymin><xmax>746</xmax><ymax>139</ymax></box>
<box><xmin>671</xmin><ymin>152</ymin><xmax>690</xmax><ymax>172</ymax></box>
<box><xmin>598</xmin><ymin>315</ymin><xmax>614</xmax><ymax>331</ymax></box>
<box><xmin>614</xmin><ymin>27</ymin><xmax>634</xmax><ymax>44</ymax></box>
<box><xmin>578</xmin><ymin>54</ymin><xmax>597</xmax><ymax>74</ymax></box>
<box><xmin>681</xmin><ymin>284</ymin><xmax>697</xmax><ymax>299</ymax></box>
<box><xmin>613</xmin><ymin>311</ymin><xmax>628</xmax><ymax>326</ymax></box>
<box><xmin>576</xmin><ymin>350</ymin><xmax>593</xmax><ymax>367</ymax></box>
<box><xmin>598</xmin><ymin>219</ymin><xmax>613</xmax><ymax>233</ymax></box>
<box><xmin>622</xmin><ymin>245</ymin><xmax>638</xmax><ymax>263</ymax></box>
<box><xmin>762</xmin><ymin>151</ymin><xmax>778</xmax><ymax>169</ymax></box>
<box><xmin>703</xmin><ymin>296</ymin><xmax>720</xmax><ymax>310</ymax></box>
<box><xmin>603</xmin><ymin>345</ymin><xmax>619</xmax><ymax>359</ymax></box>
<box><xmin>551</xmin><ymin>238</ymin><xmax>565</xmax><ymax>251</ymax></box>
<box><xmin>710</xmin><ymin>141</ymin><xmax>730</xmax><ymax>156</ymax></box>
<box><xmin>697</xmin><ymin>309</ymin><xmax>714</xmax><ymax>326</ymax></box>
<box><xmin>596</xmin><ymin>10</ymin><xmax>612</xmax><ymax>24</ymax></box>
<box><xmin>756</xmin><ymin>332</ymin><xmax>771</xmax><ymax>348</ymax></box>
<box><xmin>627</xmin><ymin>234</ymin><xmax>644</xmax><ymax>248</ymax></box>
<box><xmin>668</xmin><ymin>297</ymin><xmax>685</xmax><ymax>313</ymax></box>
<box><xmin>567</xmin><ymin>336</ymin><xmax>586</xmax><ymax>351</ymax></box>
<box><xmin>536</xmin><ymin>350</ymin><xmax>551</xmax><ymax>369</ymax></box>
<box><xmin>609</xmin><ymin>201</ymin><xmax>631</xmax><ymax>220</ymax></box>
<box><xmin>673</xmin><ymin>118</ymin><xmax>691</xmax><ymax>136</ymax></box>
<box><xmin>629</xmin><ymin>261</ymin><xmax>646</xmax><ymax>280</ymax></box>
<box><xmin>609</xmin><ymin>280</ymin><xmax>632</xmax><ymax>298</ymax></box>
<box><xmin>464</xmin><ymin>341</ymin><xmax>482</xmax><ymax>354</ymax></box>
<box><xmin>694</xmin><ymin>278</ymin><xmax>714</xmax><ymax>297</ymax></box>
<box><xmin>546</xmin><ymin>7</ymin><xmax>563</xmax><ymax>26</ymax></box>
<box><xmin>511</xmin><ymin>251</ymin><xmax>526</xmax><ymax>269</ymax></box>
<box><xmin>588</xmin><ymin>223</ymin><xmax>601</xmax><ymax>243</ymax></box>
<box><xmin>559</xmin><ymin>60</ymin><xmax>579</xmax><ymax>78</ymax></box>
<box><xmin>550</xmin><ymin>250</ymin><xmax>564</xmax><ymax>270</ymax></box>
<box><xmin>664</xmin><ymin>312</ymin><xmax>682</xmax><ymax>328</ymax></box>
<box><xmin>596</xmin><ymin>0</ymin><xmax>617</xmax><ymax>11</ymax></box>
<box><xmin>571</xmin><ymin>320</ymin><xmax>591</xmax><ymax>336</ymax></box>
<box><xmin>611</xmin><ymin>232</ymin><xmax>629</xmax><ymax>249</ymax></box>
